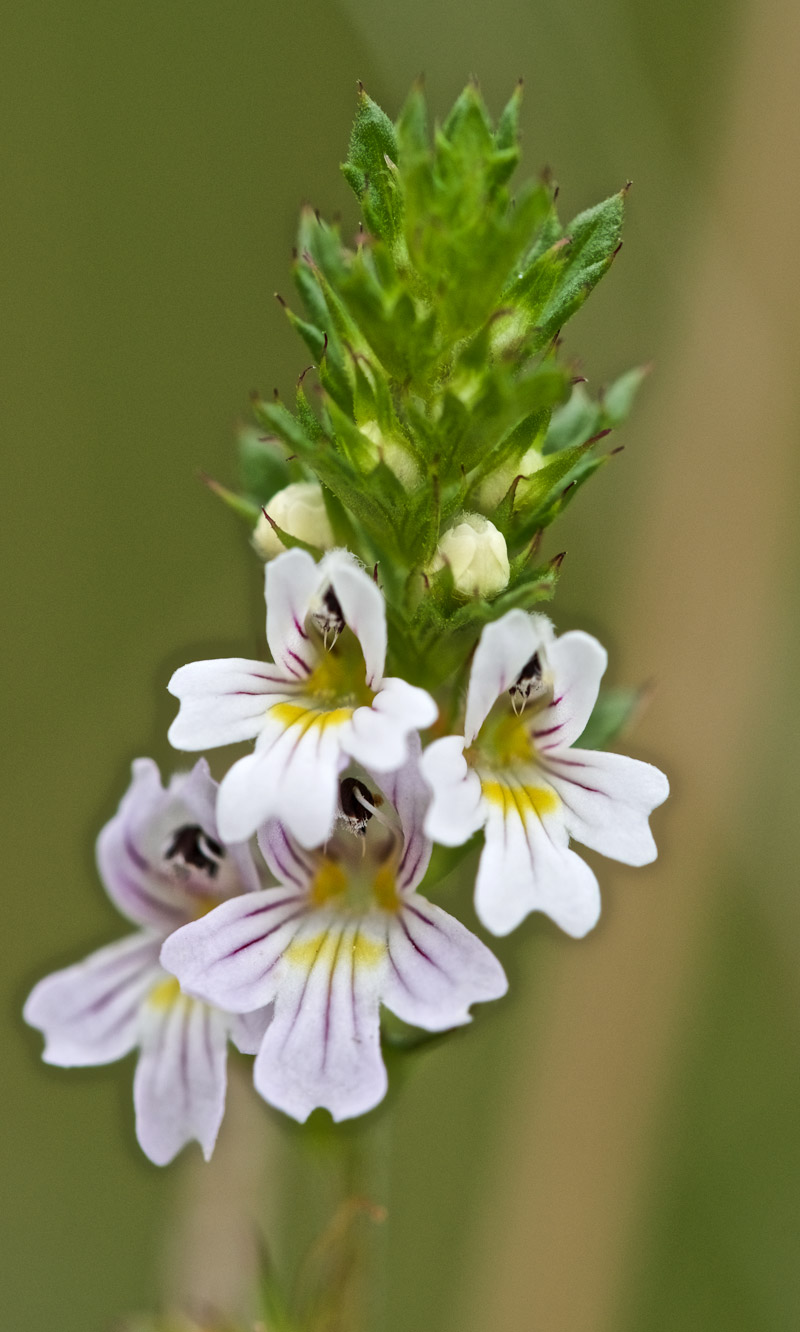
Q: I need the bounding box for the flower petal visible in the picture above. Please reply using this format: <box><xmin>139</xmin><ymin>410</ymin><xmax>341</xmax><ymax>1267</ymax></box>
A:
<box><xmin>420</xmin><ymin>736</ymin><xmax>485</xmax><ymax>847</ymax></box>
<box><xmin>257</xmin><ymin>820</ymin><xmax>317</xmax><ymax>891</ymax></box>
<box><xmin>252</xmin><ymin>916</ymin><xmax>388</xmax><ymax>1122</ymax></box>
<box><xmin>230</xmin><ymin>1007</ymin><xmax>273</xmax><ymax>1055</ymax></box>
<box><xmin>265</xmin><ymin>548</ymin><xmax>320</xmax><ymax>680</ymax></box>
<box><xmin>168</xmin><ymin>658</ymin><xmax>293</xmax><ymax>750</ymax></box>
<box><xmin>96</xmin><ymin>759</ymin><xmax>190</xmax><ymax>930</ymax></box>
<box><xmin>541</xmin><ymin>747</ymin><xmax>669</xmax><ymax>865</ymax></box>
<box><xmin>24</xmin><ymin>932</ymin><xmax>162</xmax><ymax>1066</ymax></box>
<box><xmin>174</xmin><ymin>757</ymin><xmax>262</xmax><ymax>895</ymax></box>
<box><xmin>530</xmin><ymin>631</ymin><xmax>607</xmax><ymax>752</ymax></box>
<box><xmin>465</xmin><ymin>611</ymin><xmax>553</xmax><ymax>745</ymax></box>
<box><xmin>382</xmin><ymin>896</ymin><xmax>507</xmax><ymax>1030</ymax></box>
<box><xmin>134</xmin><ymin>983</ymin><xmax>229</xmax><ymax>1165</ymax></box>
<box><xmin>97</xmin><ymin>758</ymin><xmax>259</xmax><ymax>929</ymax></box>
<box><xmin>369</xmin><ymin>737</ymin><xmax>433</xmax><ymax>893</ymax></box>
<box><xmin>321</xmin><ymin>550</ymin><xmax>386</xmax><ymax>687</ymax></box>
<box><xmin>160</xmin><ymin>888</ymin><xmax>307</xmax><ymax>1014</ymax></box>
<box><xmin>216</xmin><ymin>708</ymin><xmax>347</xmax><ymax>846</ymax></box>
<box><xmin>475</xmin><ymin>782</ymin><xmax>601</xmax><ymax>937</ymax></box>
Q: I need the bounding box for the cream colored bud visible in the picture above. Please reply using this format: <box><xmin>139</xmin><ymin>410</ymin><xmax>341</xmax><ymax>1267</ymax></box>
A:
<box><xmin>252</xmin><ymin>481</ymin><xmax>335</xmax><ymax>559</ymax></box>
<box><xmin>432</xmin><ymin>513</ymin><xmax>510</xmax><ymax>597</ymax></box>
<box><xmin>475</xmin><ymin>445</ymin><xmax>547</xmax><ymax>510</ymax></box>
<box><xmin>360</xmin><ymin>420</ymin><xmax>421</xmax><ymax>489</ymax></box>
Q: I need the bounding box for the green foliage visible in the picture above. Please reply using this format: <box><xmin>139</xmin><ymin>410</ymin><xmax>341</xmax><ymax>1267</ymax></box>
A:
<box><xmin>215</xmin><ymin>80</ymin><xmax>643</xmax><ymax>683</ymax></box>
<box><xmin>577</xmin><ymin>685</ymin><xmax>646</xmax><ymax>750</ymax></box>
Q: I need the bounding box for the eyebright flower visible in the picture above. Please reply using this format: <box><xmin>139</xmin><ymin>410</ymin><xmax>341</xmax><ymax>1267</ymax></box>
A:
<box><xmin>161</xmin><ymin>748</ymin><xmax>507</xmax><ymax>1123</ymax></box>
<box><xmin>252</xmin><ymin>481</ymin><xmax>335</xmax><ymax>559</ymax></box>
<box><xmin>420</xmin><ymin>610</ymin><xmax>669</xmax><ymax>938</ymax></box>
<box><xmin>432</xmin><ymin>513</ymin><xmax>510</xmax><ymax>597</ymax></box>
<box><xmin>167</xmin><ymin>547</ymin><xmax>438</xmax><ymax>848</ymax></box>
<box><xmin>24</xmin><ymin>759</ymin><xmax>269</xmax><ymax>1166</ymax></box>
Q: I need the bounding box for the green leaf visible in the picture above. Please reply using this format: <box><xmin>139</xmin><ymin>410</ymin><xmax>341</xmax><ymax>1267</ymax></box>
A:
<box><xmin>602</xmin><ymin>363</ymin><xmax>650</xmax><ymax>425</ymax></box>
<box><xmin>341</xmin><ymin>85</ymin><xmax>403</xmax><ymax>245</ymax></box>
<box><xmin>537</xmin><ymin>188</ymin><xmax>626</xmax><ymax>338</ymax></box>
<box><xmin>199</xmin><ymin>473</ymin><xmax>261</xmax><ymax>527</ymax></box>
<box><xmin>576</xmin><ymin>685</ymin><xmax>645</xmax><ymax>750</ymax></box>
<box><xmin>237</xmin><ymin>426</ymin><xmax>291</xmax><ymax>503</ymax></box>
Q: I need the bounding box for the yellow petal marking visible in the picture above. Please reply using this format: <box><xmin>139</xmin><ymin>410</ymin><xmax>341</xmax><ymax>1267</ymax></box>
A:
<box><xmin>268</xmin><ymin>702</ymin><xmax>354</xmax><ymax>732</ymax></box>
<box><xmin>310</xmin><ymin>858</ymin><xmax>348</xmax><ymax>907</ymax></box>
<box><xmin>482</xmin><ymin>779</ymin><xmax>560</xmax><ymax>820</ymax></box>
<box><xmin>477</xmin><ymin>710</ymin><xmax>535</xmax><ymax>764</ymax></box>
<box><xmin>147</xmin><ymin>976</ymin><xmax>182</xmax><ymax>1010</ymax></box>
<box><xmin>372</xmin><ymin>862</ymin><xmax>401</xmax><ymax>912</ymax></box>
<box><xmin>286</xmin><ymin>929</ymin><xmax>385</xmax><ymax>970</ymax></box>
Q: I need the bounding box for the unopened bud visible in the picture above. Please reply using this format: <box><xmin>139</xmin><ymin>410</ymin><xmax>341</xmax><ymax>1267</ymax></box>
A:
<box><xmin>432</xmin><ymin>513</ymin><xmax>510</xmax><ymax>597</ymax></box>
<box><xmin>476</xmin><ymin>445</ymin><xmax>546</xmax><ymax>510</ymax></box>
<box><xmin>252</xmin><ymin>481</ymin><xmax>334</xmax><ymax>559</ymax></box>
<box><xmin>360</xmin><ymin>420</ymin><xmax>421</xmax><ymax>489</ymax></box>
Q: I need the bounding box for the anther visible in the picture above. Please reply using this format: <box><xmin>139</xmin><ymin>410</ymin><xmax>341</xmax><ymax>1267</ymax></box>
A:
<box><xmin>339</xmin><ymin>778</ymin><xmax>376</xmax><ymax>837</ymax></box>
<box><xmin>165</xmin><ymin>825</ymin><xmax>224</xmax><ymax>878</ymax></box>
<box><xmin>509</xmin><ymin>650</ymin><xmax>548</xmax><ymax>714</ymax></box>
<box><xmin>312</xmin><ymin>586</ymin><xmax>345</xmax><ymax>650</ymax></box>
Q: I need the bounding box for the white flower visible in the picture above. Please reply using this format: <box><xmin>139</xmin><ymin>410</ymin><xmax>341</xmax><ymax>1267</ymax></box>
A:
<box><xmin>24</xmin><ymin>759</ymin><xmax>269</xmax><ymax>1166</ymax></box>
<box><xmin>252</xmin><ymin>481</ymin><xmax>335</xmax><ymax>559</ymax></box>
<box><xmin>431</xmin><ymin>513</ymin><xmax>510</xmax><ymax>597</ymax></box>
<box><xmin>161</xmin><ymin>749</ymin><xmax>507</xmax><ymax>1123</ymax></box>
<box><xmin>420</xmin><ymin>610</ymin><xmax>669</xmax><ymax>938</ymax></box>
<box><xmin>167</xmin><ymin>548</ymin><xmax>438</xmax><ymax>848</ymax></box>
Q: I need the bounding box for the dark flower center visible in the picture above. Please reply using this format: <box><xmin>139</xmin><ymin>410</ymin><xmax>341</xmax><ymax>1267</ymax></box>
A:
<box><xmin>165</xmin><ymin>824</ymin><xmax>224</xmax><ymax>878</ymax></box>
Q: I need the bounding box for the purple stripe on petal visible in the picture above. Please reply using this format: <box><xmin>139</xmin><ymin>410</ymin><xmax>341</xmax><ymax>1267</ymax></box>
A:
<box><xmin>279</xmin><ymin>932</ymin><xmax>329</xmax><ymax>1055</ymax></box>
<box><xmin>222</xmin><ymin>906</ymin><xmax>306</xmax><ymax>959</ymax></box>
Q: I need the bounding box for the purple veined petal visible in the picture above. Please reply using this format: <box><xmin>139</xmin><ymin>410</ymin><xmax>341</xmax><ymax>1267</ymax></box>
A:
<box><xmin>160</xmin><ymin>888</ymin><xmax>308</xmax><ymax>1014</ymax></box>
<box><xmin>382</xmin><ymin>895</ymin><xmax>507</xmax><ymax>1030</ymax></box>
<box><xmin>253</xmin><ymin>915</ymin><xmax>388</xmax><ymax>1123</ymax></box>
<box><xmin>474</xmin><ymin>779</ymin><xmax>601</xmax><ymax>938</ymax></box>
<box><xmin>97</xmin><ymin>759</ymin><xmax>259</xmax><ymax>930</ymax></box>
<box><xmin>133</xmin><ymin>980</ymin><xmax>229</xmax><ymax>1165</ymax></box>
<box><xmin>257</xmin><ymin>819</ymin><xmax>316</xmax><ymax>892</ymax></box>
<box><xmin>265</xmin><ymin>548</ymin><xmax>320</xmax><ymax>679</ymax></box>
<box><xmin>96</xmin><ymin>759</ymin><xmax>193</xmax><ymax>930</ymax></box>
<box><xmin>174</xmin><ymin>758</ymin><xmax>263</xmax><ymax>895</ymax></box>
<box><xmin>216</xmin><ymin>706</ymin><xmax>347</xmax><ymax>847</ymax></box>
<box><xmin>541</xmin><ymin>747</ymin><xmax>669</xmax><ymax>866</ymax></box>
<box><xmin>167</xmin><ymin>657</ymin><xmax>296</xmax><ymax>751</ymax></box>
<box><xmin>420</xmin><ymin>736</ymin><xmax>485</xmax><ymax>848</ymax></box>
<box><xmin>229</xmin><ymin>1006</ymin><xmax>273</xmax><ymax>1055</ymax></box>
<box><xmin>24</xmin><ymin>932</ymin><xmax>163</xmax><ymax>1067</ymax></box>
<box><xmin>366</xmin><ymin>736</ymin><xmax>433</xmax><ymax>894</ymax></box>
<box><xmin>321</xmin><ymin>550</ymin><xmax>387</xmax><ymax>688</ymax></box>
<box><xmin>529</xmin><ymin>631</ymin><xmax>608</xmax><ymax>753</ymax></box>
<box><xmin>465</xmin><ymin>611</ymin><xmax>552</xmax><ymax>745</ymax></box>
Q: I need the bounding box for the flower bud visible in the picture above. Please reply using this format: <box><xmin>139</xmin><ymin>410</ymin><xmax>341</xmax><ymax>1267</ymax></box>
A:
<box><xmin>431</xmin><ymin>513</ymin><xmax>510</xmax><ymax>597</ymax></box>
<box><xmin>360</xmin><ymin>420</ymin><xmax>421</xmax><ymax>489</ymax></box>
<box><xmin>476</xmin><ymin>445</ymin><xmax>546</xmax><ymax>510</ymax></box>
<box><xmin>252</xmin><ymin>481</ymin><xmax>335</xmax><ymax>559</ymax></box>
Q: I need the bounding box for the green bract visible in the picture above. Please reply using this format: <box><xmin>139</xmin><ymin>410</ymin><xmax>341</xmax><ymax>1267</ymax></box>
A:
<box><xmin>220</xmin><ymin>81</ymin><xmax>646</xmax><ymax>686</ymax></box>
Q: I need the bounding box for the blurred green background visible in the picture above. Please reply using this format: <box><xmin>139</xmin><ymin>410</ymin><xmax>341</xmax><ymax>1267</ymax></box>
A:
<box><xmin>4</xmin><ymin>1</ymin><xmax>800</xmax><ymax>1329</ymax></box>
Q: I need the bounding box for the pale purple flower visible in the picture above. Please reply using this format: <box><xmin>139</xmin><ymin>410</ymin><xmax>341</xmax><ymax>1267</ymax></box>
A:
<box><xmin>167</xmin><ymin>548</ymin><xmax>438</xmax><ymax>849</ymax></box>
<box><xmin>24</xmin><ymin>758</ymin><xmax>269</xmax><ymax>1166</ymax></box>
<box><xmin>420</xmin><ymin>610</ymin><xmax>669</xmax><ymax>938</ymax></box>
<box><xmin>161</xmin><ymin>746</ymin><xmax>507</xmax><ymax>1123</ymax></box>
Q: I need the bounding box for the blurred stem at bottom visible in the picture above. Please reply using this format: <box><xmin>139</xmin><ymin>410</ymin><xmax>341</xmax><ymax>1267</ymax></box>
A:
<box><xmin>268</xmin><ymin>1103</ymin><xmax>391</xmax><ymax>1332</ymax></box>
